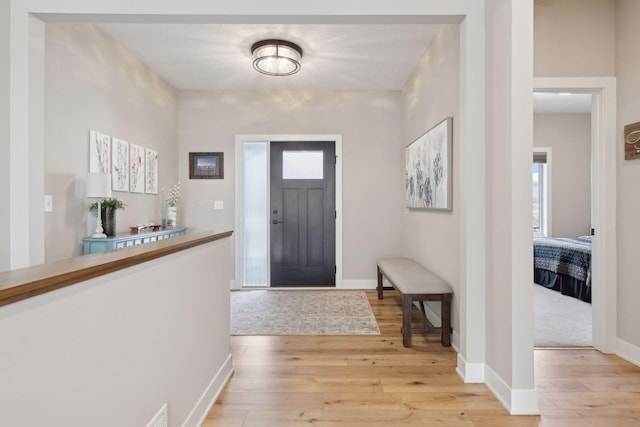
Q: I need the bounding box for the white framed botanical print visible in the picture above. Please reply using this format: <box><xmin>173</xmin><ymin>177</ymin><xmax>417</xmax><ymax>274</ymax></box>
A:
<box><xmin>145</xmin><ymin>148</ymin><xmax>158</xmax><ymax>194</ymax></box>
<box><xmin>129</xmin><ymin>144</ymin><xmax>145</xmax><ymax>193</ymax></box>
<box><xmin>111</xmin><ymin>138</ymin><xmax>129</xmax><ymax>192</ymax></box>
<box><xmin>89</xmin><ymin>130</ymin><xmax>111</xmax><ymax>173</ymax></box>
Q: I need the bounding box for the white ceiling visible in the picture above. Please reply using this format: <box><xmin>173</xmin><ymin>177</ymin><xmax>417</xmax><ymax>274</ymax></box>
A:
<box><xmin>96</xmin><ymin>23</ymin><xmax>443</xmax><ymax>91</ymax></box>
<box><xmin>95</xmin><ymin>23</ymin><xmax>594</xmax><ymax>113</ymax></box>
<box><xmin>533</xmin><ymin>92</ymin><xmax>592</xmax><ymax>114</ymax></box>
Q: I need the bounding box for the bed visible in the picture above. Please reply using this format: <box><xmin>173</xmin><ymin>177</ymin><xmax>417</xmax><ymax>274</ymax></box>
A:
<box><xmin>533</xmin><ymin>236</ymin><xmax>592</xmax><ymax>303</ymax></box>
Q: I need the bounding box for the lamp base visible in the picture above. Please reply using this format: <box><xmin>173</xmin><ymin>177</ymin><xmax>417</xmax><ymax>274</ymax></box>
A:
<box><xmin>92</xmin><ymin>202</ymin><xmax>107</xmax><ymax>238</ymax></box>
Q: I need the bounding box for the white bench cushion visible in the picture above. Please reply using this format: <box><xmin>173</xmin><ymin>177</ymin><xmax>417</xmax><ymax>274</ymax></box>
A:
<box><xmin>378</xmin><ymin>257</ymin><xmax>452</xmax><ymax>294</ymax></box>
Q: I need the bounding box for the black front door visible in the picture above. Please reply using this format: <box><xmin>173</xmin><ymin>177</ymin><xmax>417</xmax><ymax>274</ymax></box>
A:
<box><xmin>270</xmin><ymin>141</ymin><xmax>336</xmax><ymax>287</ymax></box>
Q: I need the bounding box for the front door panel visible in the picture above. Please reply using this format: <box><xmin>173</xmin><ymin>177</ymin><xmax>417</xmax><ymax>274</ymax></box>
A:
<box><xmin>270</xmin><ymin>141</ymin><xmax>336</xmax><ymax>287</ymax></box>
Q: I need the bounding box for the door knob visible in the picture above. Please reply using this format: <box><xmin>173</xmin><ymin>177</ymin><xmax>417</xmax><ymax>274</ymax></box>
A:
<box><xmin>272</xmin><ymin>220</ymin><xmax>283</xmax><ymax>225</ymax></box>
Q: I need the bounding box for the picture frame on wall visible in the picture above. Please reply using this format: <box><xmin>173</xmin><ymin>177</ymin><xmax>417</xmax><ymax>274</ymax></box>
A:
<box><xmin>405</xmin><ymin>117</ymin><xmax>453</xmax><ymax>210</ymax></box>
<box><xmin>111</xmin><ymin>138</ymin><xmax>129</xmax><ymax>192</ymax></box>
<box><xmin>89</xmin><ymin>130</ymin><xmax>111</xmax><ymax>173</ymax></box>
<box><xmin>145</xmin><ymin>148</ymin><xmax>158</xmax><ymax>194</ymax></box>
<box><xmin>129</xmin><ymin>143</ymin><xmax>145</xmax><ymax>193</ymax></box>
<box><xmin>189</xmin><ymin>152</ymin><xmax>224</xmax><ymax>179</ymax></box>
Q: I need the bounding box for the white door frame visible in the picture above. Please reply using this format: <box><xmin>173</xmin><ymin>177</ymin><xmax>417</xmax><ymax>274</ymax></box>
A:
<box><xmin>234</xmin><ymin>134</ymin><xmax>343</xmax><ymax>290</ymax></box>
<box><xmin>533</xmin><ymin>77</ymin><xmax>617</xmax><ymax>353</ymax></box>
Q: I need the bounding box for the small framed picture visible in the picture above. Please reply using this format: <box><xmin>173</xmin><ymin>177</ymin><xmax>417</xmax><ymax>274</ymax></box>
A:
<box><xmin>189</xmin><ymin>152</ymin><xmax>224</xmax><ymax>179</ymax></box>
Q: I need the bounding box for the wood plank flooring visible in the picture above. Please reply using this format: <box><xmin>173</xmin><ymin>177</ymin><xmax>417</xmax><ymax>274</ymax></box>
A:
<box><xmin>204</xmin><ymin>290</ymin><xmax>640</xmax><ymax>426</ymax></box>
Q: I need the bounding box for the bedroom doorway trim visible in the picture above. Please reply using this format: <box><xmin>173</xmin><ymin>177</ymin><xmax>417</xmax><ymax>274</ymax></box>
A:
<box><xmin>533</xmin><ymin>77</ymin><xmax>617</xmax><ymax>353</ymax></box>
<box><xmin>234</xmin><ymin>134</ymin><xmax>343</xmax><ymax>290</ymax></box>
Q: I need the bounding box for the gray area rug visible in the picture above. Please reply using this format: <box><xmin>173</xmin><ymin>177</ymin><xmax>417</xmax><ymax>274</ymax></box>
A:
<box><xmin>535</xmin><ymin>284</ymin><xmax>592</xmax><ymax>347</ymax></box>
<box><xmin>230</xmin><ymin>290</ymin><xmax>380</xmax><ymax>336</ymax></box>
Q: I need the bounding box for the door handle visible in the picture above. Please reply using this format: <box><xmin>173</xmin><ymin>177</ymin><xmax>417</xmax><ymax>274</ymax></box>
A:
<box><xmin>272</xmin><ymin>220</ymin><xmax>283</xmax><ymax>225</ymax></box>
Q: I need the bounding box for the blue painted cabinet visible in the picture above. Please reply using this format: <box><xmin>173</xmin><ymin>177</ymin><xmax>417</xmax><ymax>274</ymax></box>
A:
<box><xmin>83</xmin><ymin>227</ymin><xmax>187</xmax><ymax>255</ymax></box>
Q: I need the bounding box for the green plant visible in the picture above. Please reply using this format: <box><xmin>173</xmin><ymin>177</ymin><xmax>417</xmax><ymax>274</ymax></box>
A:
<box><xmin>89</xmin><ymin>198</ymin><xmax>126</xmax><ymax>213</ymax></box>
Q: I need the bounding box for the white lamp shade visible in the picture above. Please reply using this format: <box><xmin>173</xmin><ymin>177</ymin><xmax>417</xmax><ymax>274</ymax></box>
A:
<box><xmin>86</xmin><ymin>172</ymin><xmax>112</xmax><ymax>198</ymax></box>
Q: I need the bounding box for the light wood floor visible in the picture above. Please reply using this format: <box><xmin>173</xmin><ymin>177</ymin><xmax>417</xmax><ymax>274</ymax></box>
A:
<box><xmin>204</xmin><ymin>291</ymin><xmax>640</xmax><ymax>426</ymax></box>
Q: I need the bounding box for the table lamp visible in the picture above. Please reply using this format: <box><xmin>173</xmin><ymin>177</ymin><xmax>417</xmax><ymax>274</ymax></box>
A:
<box><xmin>87</xmin><ymin>172</ymin><xmax>112</xmax><ymax>238</ymax></box>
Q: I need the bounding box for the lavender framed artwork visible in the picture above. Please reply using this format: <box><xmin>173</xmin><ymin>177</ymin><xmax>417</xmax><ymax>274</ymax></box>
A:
<box><xmin>405</xmin><ymin>117</ymin><xmax>453</xmax><ymax>210</ymax></box>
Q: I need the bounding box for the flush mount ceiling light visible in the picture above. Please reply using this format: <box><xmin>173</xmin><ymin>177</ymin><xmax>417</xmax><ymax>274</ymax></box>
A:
<box><xmin>251</xmin><ymin>39</ymin><xmax>303</xmax><ymax>76</ymax></box>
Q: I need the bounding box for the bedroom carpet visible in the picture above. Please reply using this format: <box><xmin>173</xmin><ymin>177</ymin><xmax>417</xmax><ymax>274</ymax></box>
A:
<box><xmin>535</xmin><ymin>283</ymin><xmax>592</xmax><ymax>347</ymax></box>
<box><xmin>230</xmin><ymin>290</ymin><xmax>381</xmax><ymax>336</ymax></box>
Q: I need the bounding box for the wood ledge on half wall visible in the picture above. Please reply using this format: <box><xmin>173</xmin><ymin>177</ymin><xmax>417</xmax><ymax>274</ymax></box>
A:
<box><xmin>0</xmin><ymin>230</ymin><xmax>233</xmax><ymax>308</ymax></box>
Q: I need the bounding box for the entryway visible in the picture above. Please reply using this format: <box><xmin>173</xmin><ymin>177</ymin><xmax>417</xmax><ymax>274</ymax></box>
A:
<box><xmin>234</xmin><ymin>135</ymin><xmax>343</xmax><ymax>289</ymax></box>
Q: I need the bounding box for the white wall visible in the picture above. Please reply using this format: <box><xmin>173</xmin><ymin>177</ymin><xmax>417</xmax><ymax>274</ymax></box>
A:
<box><xmin>534</xmin><ymin>0</ymin><xmax>615</xmax><ymax>77</ymax></box>
<box><xmin>534</xmin><ymin>113</ymin><xmax>591</xmax><ymax>237</ymax></box>
<box><xmin>401</xmin><ymin>25</ymin><xmax>460</xmax><ymax>332</ymax></box>
<box><xmin>616</xmin><ymin>0</ymin><xmax>640</xmax><ymax>351</ymax></box>
<box><xmin>486</xmin><ymin>0</ymin><xmax>516</xmax><ymax>388</ymax></box>
<box><xmin>44</xmin><ymin>23</ymin><xmax>179</xmax><ymax>262</ymax></box>
<box><xmin>0</xmin><ymin>236</ymin><xmax>232</xmax><ymax>427</ymax></box>
<box><xmin>179</xmin><ymin>90</ymin><xmax>404</xmax><ymax>280</ymax></box>
<box><xmin>0</xmin><ymin>1</ymin><xmax>9</xmax><ymax>272</ymax></box>
<box><xmin>485</xmin><ymin>0</ymin><xmax>536</xmax><ymax>412</ymax></box>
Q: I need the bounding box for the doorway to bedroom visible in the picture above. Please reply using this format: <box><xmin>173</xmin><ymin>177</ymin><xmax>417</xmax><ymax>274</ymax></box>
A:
<box><xmin>532</xmin><ymin>93</ymin><xmax>593</xmax><ymax>348</ymax></box>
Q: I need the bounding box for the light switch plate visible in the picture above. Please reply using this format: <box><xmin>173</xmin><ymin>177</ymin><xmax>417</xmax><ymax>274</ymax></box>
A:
<box><xmin>44</xmin><ymin>195</ymin><xmax>53</xmax><ymax>212</ymax></box>
<box><xmin>214</xmin><ymin>200</ymin><xmax>224</xmax><ymax>210</ymax></box>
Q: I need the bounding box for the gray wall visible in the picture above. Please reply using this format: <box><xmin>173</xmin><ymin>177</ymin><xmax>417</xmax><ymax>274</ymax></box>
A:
<box><xmin>534</xmin><ymin>0</ymin><xmax>615</xmax><ymax>77</ymax></box>
<box><xmin>179</xmin><ymin>89</ymin><xmax>404</xmax><ymax>281</ymax></box>
<box><xmin>400</xmin><ymin>25</ymin><xmax>460</xmax><ymax>332</ymax></box>
<box><xmin>533</xmin><ymin>113</ymin><xmax>591</xmax><ymax>237</ymax></box>
<box><xmin>616</xmin><ymin>0</ymin><xmax>640</xmax><ymax>351</ymax></box>
<box><xmin>44</xmin><ymin>23</ymin><xmax>179</xmax><ymax>262</ymax></box>
<box><xmin>0</xmin><ymin>2</ymin><xmax>8</xmax><ymax>272</ymax></box>
<box><xmin>535</xmin><ymin>0</ymin><xmax>640</xmax><ymax>353</ymax></box>
<box><xmin>0</xmin><ymin>238</ymin><xmax>232</xmax><ymax>427</ymax></box>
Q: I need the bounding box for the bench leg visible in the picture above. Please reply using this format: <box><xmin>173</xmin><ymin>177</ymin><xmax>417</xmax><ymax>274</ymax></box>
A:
<box><xmin>377</xmin><ymin>266</ymin><xmax>384</xmax><ymax>299</ymax></box>
<box><xmin>441</xmin><ymin>293</ymin><xmax>452</xmax><ymax>347</ymax></box>
<box><xmin>402</xmin><ymin>294</ymin><xmax>412</xmax><ymax>347</ymax></box>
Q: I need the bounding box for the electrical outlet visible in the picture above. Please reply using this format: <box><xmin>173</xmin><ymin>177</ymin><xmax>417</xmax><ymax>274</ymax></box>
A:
<box><xmin>214</xmin><ymin>200</ymin><xmax>224</xmax><ymax>210</ymax></box>
<box><xmin>44</xmin><ymin>195</ymin><xmax>53</xmax><ymax>212</ymax></box>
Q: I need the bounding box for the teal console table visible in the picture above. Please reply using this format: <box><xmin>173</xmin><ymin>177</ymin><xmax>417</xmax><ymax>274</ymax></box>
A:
<box><xmin>83</xmin><ymin>227</ymin><xmax>187</xmax><ymax>255</ymax></box>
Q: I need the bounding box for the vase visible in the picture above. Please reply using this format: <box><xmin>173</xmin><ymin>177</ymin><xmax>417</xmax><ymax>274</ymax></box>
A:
<box><xmin>167</xmin><ymin>205</ymin><xmax>177</xmax><ymax>228</ymax></box>
<box><xmin>101</xmin><ymin>206</ymin><xmax>116</xmax><ymax>237</ymax></box>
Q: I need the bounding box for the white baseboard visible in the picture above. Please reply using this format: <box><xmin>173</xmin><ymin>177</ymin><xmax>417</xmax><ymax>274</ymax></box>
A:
<box><xmin>451</xmin><ymin>330</ymin><xmax>460</xmax><ymax>353</ymax></box>
<box><xmin>617</xmin><ymin>338</ymin><xmax>640</xmax><ymax>367</ymax></box>
<box><xmin>181</xmin><ymin>354</ymin><xmax>233</xmax><ymax>427</ymax></box>
<box><xmin>341</xmin><ymin>279</ymin><xmax>377</xmax><ymax>289</ymax></box>
<box><xmin>455</xmin><ymin>353</ymin><xmax>484</xmax><ymax>383</ymax></box>
<box><xmin>510</xmin><ymin>389</ymin><xmax>540</xmax><ymax>415</ymax></box>
<box><xmin>484</xmin><ymin>365</ymin><xmax>539</xmax><ymax>415</ymax></box>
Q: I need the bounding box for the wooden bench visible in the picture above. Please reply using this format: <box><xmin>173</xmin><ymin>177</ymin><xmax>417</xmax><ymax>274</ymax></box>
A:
<box><xmin>377</xmin><ymin>257</ymin><xmax>452</xmax><ymax>347</ymax></box>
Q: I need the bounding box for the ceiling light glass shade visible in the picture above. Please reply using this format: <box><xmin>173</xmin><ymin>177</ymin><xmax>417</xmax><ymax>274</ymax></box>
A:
<box><xmin>251</xmin><ymin>39</ymin><xmax>302</xmax><ymax>76</ymax></box>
